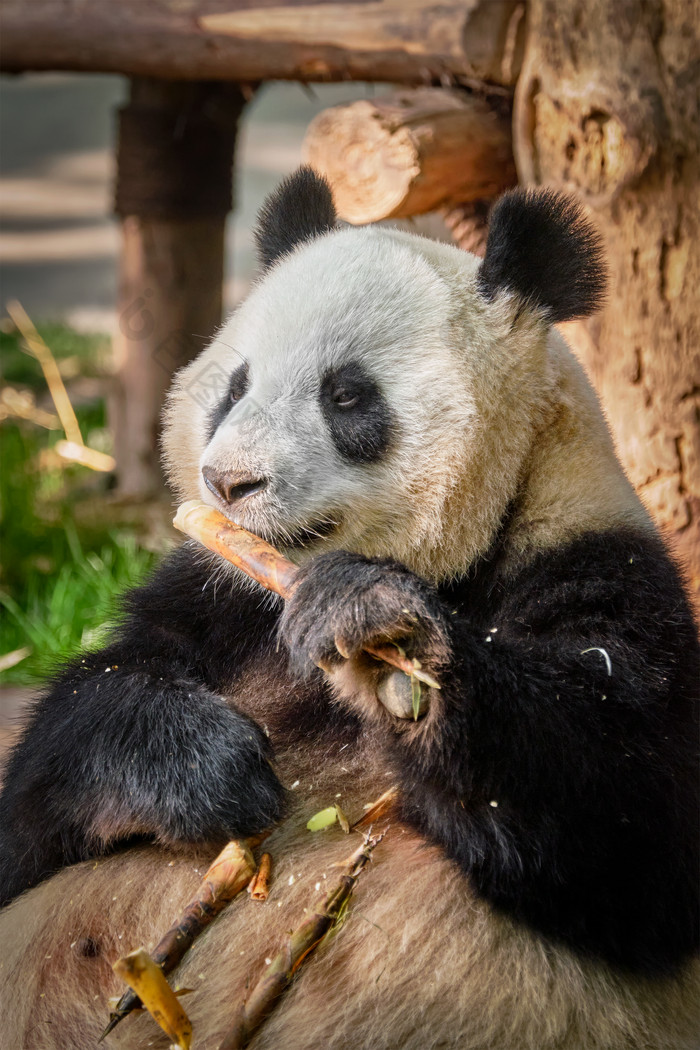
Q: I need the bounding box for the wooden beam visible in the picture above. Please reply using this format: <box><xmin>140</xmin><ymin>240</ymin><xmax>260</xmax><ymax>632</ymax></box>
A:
<box><xmin>303</xmin><ymin>89</ymin><xmax>516</xmax><ymax>223</ymax></box>
<box><xmin>0</xmin><ymin>0</ymin><xmax>526</xmax><ymax>86</ymax></box>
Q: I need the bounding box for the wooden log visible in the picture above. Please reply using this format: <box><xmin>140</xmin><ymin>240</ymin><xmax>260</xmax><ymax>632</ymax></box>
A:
<box><xmin>109</xmin><ymin>79</ymin><xmax>244</xmax><ymax>497</ymax></box>
<box><xmin>0</xmin><ymin>0</ymin><xmax>526</xmax><ymax>87</ymax></box>
<box><xmin>302</xmin><ymin>88</ymin><xmax>516</xmax><ymax>223</ymax></box>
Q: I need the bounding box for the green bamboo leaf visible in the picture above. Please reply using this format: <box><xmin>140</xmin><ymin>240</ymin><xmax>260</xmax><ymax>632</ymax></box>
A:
<box><xmin>306</xmin><ymin>807</ymin><xmax>338</xmax><ymax>832</ymax></box>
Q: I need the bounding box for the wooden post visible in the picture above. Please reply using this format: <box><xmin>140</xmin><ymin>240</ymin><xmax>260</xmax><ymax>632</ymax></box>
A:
<box><xmin>111</xmin><ymin>79</ymin><xmax>244</xmax><ymax>497</ymax></box>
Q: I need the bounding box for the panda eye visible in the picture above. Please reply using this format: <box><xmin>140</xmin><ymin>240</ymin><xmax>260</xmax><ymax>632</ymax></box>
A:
<box><xmin>228</xmin><ymin>362</ymin><xmax>249</xmax><ymax>404</ymax></box>
<box><xmin>331</xmin><ymin>389</ymin><xmax>359</xmax><ymax>409</ymax></box>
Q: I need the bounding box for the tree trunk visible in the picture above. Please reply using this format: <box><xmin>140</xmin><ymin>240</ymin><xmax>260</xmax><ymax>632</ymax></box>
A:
<box><xmin>514</xmin><ymin>0</ymin><xmax>700</xmax><ymax>609</ymax></box>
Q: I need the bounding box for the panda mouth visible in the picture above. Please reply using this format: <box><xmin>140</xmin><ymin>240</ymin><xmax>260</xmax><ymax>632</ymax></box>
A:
<box><xmin>280</xmin><ymin>518</ymin><xmax>339</xmax><ymax>550</ymax></box>
<box><xmin>206</xmin><ymin>496</ymin><xmax>339</xmax><ymax>551</ymax></box>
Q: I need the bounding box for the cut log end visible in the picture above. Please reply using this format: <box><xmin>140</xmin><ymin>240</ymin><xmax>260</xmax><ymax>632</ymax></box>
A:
<box><xmin>303</xmin><ymin>88</ymin><xmax>516</xmax><ymax>224</ymax></box>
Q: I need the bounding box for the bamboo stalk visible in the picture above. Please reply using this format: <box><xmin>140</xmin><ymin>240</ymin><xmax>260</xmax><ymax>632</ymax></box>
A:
<box><xmin>112</xmin><ymin>948</ymin><xmax>192</xmax><ymax>1050</ymax></box>
<box><xmin>247</xmin><ymin>853</ymin><xmax>272</xmax><ymax>902</ymax></box>
<box><xmin>173</xmin><ymin>500</ymin><xmax>440</xmax><ymax>691</ymax></box>
<box><xmin>100</xmin><ymin>840</ymin><xmax>255</xmax><ymax>1041</ymax></box>
<box><xmin>219</xmin><ymin>832</ymin><xmax>384</xmax><ymax>1050</ymax></box>
<box><xmin>174</xmin><ymin>500</ymin><xmax>299</xmax><ymax>597</ymax></box>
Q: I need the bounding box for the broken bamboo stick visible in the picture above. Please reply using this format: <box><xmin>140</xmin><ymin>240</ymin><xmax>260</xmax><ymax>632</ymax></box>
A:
<box><xmin>100</xmin><ymin>839</ymin><xmax>255</xmax><ymax>1041</ymax></box>
<box><xmin>218</xmin><ymin>832</ymin><xmax>384</xmax><ymax>1050</ymax></box>
<box><xmin>247</xmin><ymin>853</ymin><xmax>273</xmax><ymax>902</ymax></box>
<box><xmin>112</xmin><ymin>948</ymin><xmax>193</xmax><ymax>1050</ymax></box>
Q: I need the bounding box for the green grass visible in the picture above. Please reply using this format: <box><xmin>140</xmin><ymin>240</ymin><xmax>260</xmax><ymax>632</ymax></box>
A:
<box><xmin>0</xmin><ymin>323</ymin><xmax>159</xmax><ymax>685</ymax></box>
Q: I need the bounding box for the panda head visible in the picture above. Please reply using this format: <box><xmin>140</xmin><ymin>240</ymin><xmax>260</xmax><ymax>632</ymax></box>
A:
<box><xmin>163</xmin><ymin>168</ymin><xmax>607</xmax><ymax>581</ymax></box>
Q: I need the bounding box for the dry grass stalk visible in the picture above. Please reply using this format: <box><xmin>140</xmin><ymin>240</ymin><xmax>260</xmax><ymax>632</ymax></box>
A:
<box><xmin>55</xmin><ymin>437</ymin><xmax>115</xmax><ymax>472</ymax></box>
<box><xmin>112</xmin><ymin>947</ymin><xmax>193</xmax><ymax>1049</ymax></box>
<box><xmin>0</xmin><ymin>385</ymin><xmax>59</xmax><ymax>428</ymax></box>
<box><xmin>0</xmin><ymin>646</ymin><xmax>31</xmax><ymax>674</ymax></box>
<box><xmin>6</xmin><ymin>299</ymin><xmax>116</xmax><ymax>472</ymax></box>
<box><xmin>7</xmin><ymin>298</ymin><xmax>83</xmax><ymax>446</ymax></box>
<box><xmin>100</xmin><ymin>840</ymin><xmax>255</xmax><ymax>1041</ymax></box>
<box><xmin>218</xmin><ymin>831</ymin><xmax>385</xmax><ymax>1050</ymax></box>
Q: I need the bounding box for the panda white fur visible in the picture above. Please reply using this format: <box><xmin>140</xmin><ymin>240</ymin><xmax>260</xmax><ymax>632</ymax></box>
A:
<box><xmin>0</xmin><ymin>169</ymin><xmax>698</xmax><ymax>1050</ymax></box>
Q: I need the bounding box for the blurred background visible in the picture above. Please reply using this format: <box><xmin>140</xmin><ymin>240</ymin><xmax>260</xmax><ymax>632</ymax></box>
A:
<box><xmin>0</xmin><ymin>76</ymin><xmax>384</xmax><ymax>749</ymax></box>
<box><xmin>1</xmin><ymin>76</ymin><xmax>382</xmax><ymax>322</ymax></box>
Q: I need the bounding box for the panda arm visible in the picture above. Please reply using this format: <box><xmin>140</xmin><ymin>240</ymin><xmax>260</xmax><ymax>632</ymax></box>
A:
<box><xmin>401</xmin><ymin>531</ymin><xmax>698</xmax><ymax>974</ymax></box>
<box><xmin>280</xmin><ymin>533</ymin><xmax>699</xmax><ymax>974</ymax></box>
<box><xmin>0</xmin><ymin>545</ymin><xmax>285</xmax><ymax>906</ymax></box>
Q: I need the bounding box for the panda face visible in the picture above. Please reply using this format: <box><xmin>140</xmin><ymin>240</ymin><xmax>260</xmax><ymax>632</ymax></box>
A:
<box><xmin>186</xmin><ymin>226</ymin><xmax>484</xmax><ymax>568</ymax></box>
<box><xmin>164</xmin><ymin>222</ymin><xmax>546</xmax><ymax>579</ymax></box>
<box><xmin>163</xmin><ymin>169</ymin><xmax>610</xmax><ymax>581</ymax></box>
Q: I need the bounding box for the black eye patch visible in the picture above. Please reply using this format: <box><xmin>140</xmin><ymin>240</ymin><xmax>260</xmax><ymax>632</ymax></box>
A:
<box><xmin>207</xmin><ymin>361</ymin><xmax>249</xmax><ymax>440</ymax></box>
<box><xmin>319</xmin><ymin>361</ymin><xmax>394</xmax><ymax>464</ymax></box>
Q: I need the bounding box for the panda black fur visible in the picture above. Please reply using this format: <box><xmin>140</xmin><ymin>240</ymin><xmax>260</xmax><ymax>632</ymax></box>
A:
<box><xmin>0</xmin><ymin>169</ymin><xmax>698</xmax><ymax>1049</ymax></box>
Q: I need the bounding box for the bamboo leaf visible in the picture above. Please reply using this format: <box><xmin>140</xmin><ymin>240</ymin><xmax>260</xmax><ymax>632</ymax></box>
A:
<box><xmin>306</xmin><ymin>806</ymin><xmax>338</xmax><ymax>831</ymax></box>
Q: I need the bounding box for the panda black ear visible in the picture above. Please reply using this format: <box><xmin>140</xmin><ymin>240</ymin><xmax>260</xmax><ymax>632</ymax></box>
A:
<box><xmin>477</xmin><ymin>188</ymin><xmax>607</xmax><ymax>323</ymax></box>
<box><xmin>254</xmin><ymin>166</ymin><xmax>337</xmax><ymax>272</ymax></box>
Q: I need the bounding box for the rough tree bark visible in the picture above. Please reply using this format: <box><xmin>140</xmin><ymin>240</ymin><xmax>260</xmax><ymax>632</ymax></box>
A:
<box><xmin>514</xmin><ymin>0</ymin><xmax>700</xmax><ymax>608</ymax></box>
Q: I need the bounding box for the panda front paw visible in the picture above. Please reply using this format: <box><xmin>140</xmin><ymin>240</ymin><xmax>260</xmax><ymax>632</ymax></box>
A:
<box><xmin>164</xmin><ymin>708</ymin><xmax>287</xmax><ymax>843</ymax></box>
<box><xmin>73</xmin><ymin>675</ymin><xmax>287</xmax><ymax>847</ymax></box>
<box><xmin>279</xmin><ymin>551</ymin><xmax>451</xmax><ymax>718</ymax></box>
<box><xmin>0</xmin><ymin>674</ymin><xmax>288</xmax><ymax>904</ymax></box>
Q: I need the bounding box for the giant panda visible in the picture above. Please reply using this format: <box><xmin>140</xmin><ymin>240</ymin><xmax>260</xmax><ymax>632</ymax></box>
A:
<box><xmin>0</xmin><ymin>168</ymin><xmax>698</xmax><ymax>1050</ymax></box>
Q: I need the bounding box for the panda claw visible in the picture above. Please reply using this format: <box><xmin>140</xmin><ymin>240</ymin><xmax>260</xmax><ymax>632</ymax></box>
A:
<box><xmin>335</xmin><ymin>637</ymin><xmax>352</xmax><ymax>660</ymax></box>
<box><xmin>314</xmin><ymin>654</ymin><xmax>338</xmax><ymax>675</ymax></box>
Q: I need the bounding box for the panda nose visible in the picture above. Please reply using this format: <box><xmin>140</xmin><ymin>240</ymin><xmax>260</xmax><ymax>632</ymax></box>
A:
<box><xmin>202</xmin><ymin>465</ymin><xmax>269</xmax><ymax>506</ymax></box>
